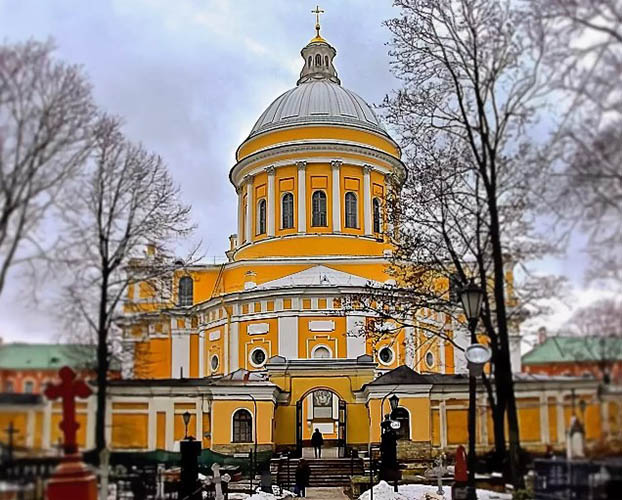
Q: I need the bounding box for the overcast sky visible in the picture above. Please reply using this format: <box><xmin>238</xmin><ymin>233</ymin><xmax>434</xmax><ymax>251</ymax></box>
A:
<box><xmin>0</xmin><ymin>1</ymin><xmax>610</xmax><ymax>345</ymax></box>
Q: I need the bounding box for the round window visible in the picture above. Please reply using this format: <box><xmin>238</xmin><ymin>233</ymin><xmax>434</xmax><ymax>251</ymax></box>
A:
<box><xmin>210</xmin><ymin>355</ymin><xmax>219</xmax><ymax>371</ymax></box>
<box><xmin>250</xmin><ymin>348</ymin><xmax>266</xmax><ymax>367</ymax></box>
<box><xmin>425</xmin><ymin>352</ymin><xmax>434</xmax><ymax>368</ymax></box>
<box><xmin>378</xmin><ymin>347</ymin><xmax>394</xmax><ymax>365</ymax></box>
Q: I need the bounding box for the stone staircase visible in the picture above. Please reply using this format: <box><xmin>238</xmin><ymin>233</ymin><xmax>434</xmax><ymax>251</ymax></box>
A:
<box><xmin>271</xmin><ymin>456</ymin><xmax>365</xmax><ymax>487</ymax></box>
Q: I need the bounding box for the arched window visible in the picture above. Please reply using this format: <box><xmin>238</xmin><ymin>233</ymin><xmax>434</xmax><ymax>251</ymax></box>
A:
<box><xmin>315</xmin><ymin>54</ymin><xmax>322</xmax><ymax>66</ymax></box>
<box><xmin>325</xmin><ymin>55</ymin><xmax>329</xmax><ymax>67</ymax></box>
<box><xmin>373</xmin><ymin>198</ymin><xmax>381</xmax><ymax>233</ymax></box>
<box><xmin>282</xmin><ymin>193</ymin><xmax>294</xmax><ymax>229</ymax></box>
<box><xmin>4</xmin><ymin>380</ymin><xmax>13</xmax><ymax>393</ymax></box>
<box><xmin>345</xmin><ymin>192</ymin><xmax>358</xmax><ymax>228</ymax></box>
<box><xmin>308</xmin><ymin>56</ymin><xmax>312</xmax><ymax>67</ymax></box>
<box><xmin>392</xmin><ymin>407</ymin><xmax>410</xmax><ymax>440</ymax></box>
<box><xmin>24</xmin><ymin>380</ymin><xmax>34</xmax><ymax>394</ymax></box>
<box><xmin>257</xmin><ymin>199</ymin><xmax>266</xmax><ymax>235</ymax></box>
<box><xmin>232</xmin><ymin>409</ymin><xmax>253</xmax><ymax>443</ymax></box>
<box><xmin>178</xmin><ymin>276</ymin><xmax>193</xmax><ymax>306</ymax></box>
<box><xmin>312</xmin><ymin>191</ymin><xmax>327</xmax><ymax>227</ymax></box>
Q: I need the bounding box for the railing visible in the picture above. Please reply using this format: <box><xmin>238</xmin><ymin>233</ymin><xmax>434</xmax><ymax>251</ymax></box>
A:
<box><xmin>534</xmin><ymin>458</ymin><xmax>622</xmax><ymax>500</ymax></box>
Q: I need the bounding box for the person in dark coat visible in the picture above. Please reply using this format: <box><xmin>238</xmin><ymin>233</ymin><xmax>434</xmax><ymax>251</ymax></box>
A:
<box><xmin>311</xmin><ymin>428</ymin><xmax>324</xmax><ymax>459</ymax></box>
<box><xmin>295</xmin><ymin>459</ymin><xmax>310</xmax><ymax>497</ymax></box>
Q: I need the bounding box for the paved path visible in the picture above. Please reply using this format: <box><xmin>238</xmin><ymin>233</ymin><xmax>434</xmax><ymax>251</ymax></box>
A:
<box><xmin>304</xmin><ymin>487</ymin><xmax>349</xmax><ymax>499</ymax></box>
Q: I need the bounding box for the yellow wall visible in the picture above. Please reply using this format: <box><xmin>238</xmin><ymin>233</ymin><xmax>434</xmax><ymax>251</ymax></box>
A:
<box><xmin>111</xmin><ymin>413</ymin><xmax>149</xmax><ymax>449</ymax></box>
<box><xmin>211</xmin><ymin>400</ymin><xmax>274</xmax><ymax>445</ymax></box>
<box><xmin>237</xmin><ymin>126</ymin><xmax>400</xmax><ymax>161</ymax></box>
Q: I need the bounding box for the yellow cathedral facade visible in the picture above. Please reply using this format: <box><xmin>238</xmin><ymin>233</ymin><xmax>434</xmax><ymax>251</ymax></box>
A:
<box><xmin>1</xmin><ymin>22</ymin><xmax>619</xmax><ymax>461</ymax></box>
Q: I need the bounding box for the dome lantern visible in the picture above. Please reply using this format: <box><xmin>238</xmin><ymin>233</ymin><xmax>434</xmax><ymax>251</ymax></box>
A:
<box><xmin>297</xmin><ymin>6</ymin><xmax>340</xmax><ymax>85</ymax></box>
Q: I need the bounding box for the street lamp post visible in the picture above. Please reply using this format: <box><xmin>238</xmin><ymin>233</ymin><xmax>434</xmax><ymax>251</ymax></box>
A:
<box><xmin>182</xmin><ymin>411</ymin><xmax>191</xmax><ymax>440</ymax></box>
<box><xmin>459</xmin><ymin>280</ymin><xmax>485</xmax><ymax>500</ymax></box>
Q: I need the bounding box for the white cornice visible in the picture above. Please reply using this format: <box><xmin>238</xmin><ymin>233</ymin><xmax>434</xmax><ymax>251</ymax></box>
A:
<box><xmin>231</xmin><ymin>141</ymin><xmax>405</xmax><ymax>188</ymax></box>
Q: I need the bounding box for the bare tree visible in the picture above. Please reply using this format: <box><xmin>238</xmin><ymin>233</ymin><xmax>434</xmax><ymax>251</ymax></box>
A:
<box><xmin>537</xmin><ymin>0</ymin><xmax>622</xmax><ymax>285</ymax></box>
<box><xmin>380</xmin><ymin>0</ymin><xmax>562</xmax><ymax>486</ymax></box>
<box><xmin>56</xmin><ymin>116</ymin><xmax>194</xmax><ymax>461</ymax></box>
<box><xmin>0</xmin><ymin>40</ymin><xmax>94</xmax><ymax>295</ymax></box>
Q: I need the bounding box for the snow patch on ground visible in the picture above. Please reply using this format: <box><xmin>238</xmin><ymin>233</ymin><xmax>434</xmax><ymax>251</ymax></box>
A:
<box><xmin>358</xmin><ymin>480</ymin><xmax>512</xmax><ymax>500</ymax></box>
<box><xmin>228</xmin><ymin>488</ymin><xmax>295</xmax><ymax>499</ymax></box>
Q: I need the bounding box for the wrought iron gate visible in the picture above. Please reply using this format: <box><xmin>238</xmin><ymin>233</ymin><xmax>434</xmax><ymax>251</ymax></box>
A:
<box><xmin>338</xmin><ymin>399</ymin><xmax>347</xmax><ymax>458</ymax></box>
<box><xmin>295</xmin><ymin>399</ymin><xmax>303</xmax><ymax>458</ymax></box>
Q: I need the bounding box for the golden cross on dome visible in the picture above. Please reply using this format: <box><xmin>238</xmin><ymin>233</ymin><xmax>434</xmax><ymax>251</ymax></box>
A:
<box><xmin>311</xmin><ymin>5</ymin><xmax>325</xmax><ymax>37</ymax></box>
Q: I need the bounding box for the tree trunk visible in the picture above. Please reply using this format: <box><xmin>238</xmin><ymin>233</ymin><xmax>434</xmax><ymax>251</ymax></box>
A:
<box><xmin>486</xmin><ymin>183</ymin><xmax>523</xmax><ymax>488</ymax></box>
<box><xmin>95</xmin><ymin>270</ymin><xmax>110</xmax><ymax>458</ymax></box>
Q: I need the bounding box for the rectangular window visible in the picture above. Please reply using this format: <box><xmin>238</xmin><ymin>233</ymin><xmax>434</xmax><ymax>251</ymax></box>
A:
<box><xmin>302</xmin><ymin>299</ymin><xmax>312</xmax><ymax>310</ymax></box>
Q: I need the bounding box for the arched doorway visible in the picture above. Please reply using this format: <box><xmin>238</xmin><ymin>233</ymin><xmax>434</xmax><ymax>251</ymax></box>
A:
<box><xmin>295</xmin><ymin>388</ymin><xmax>347</xmax><ymax>458</ymax></box>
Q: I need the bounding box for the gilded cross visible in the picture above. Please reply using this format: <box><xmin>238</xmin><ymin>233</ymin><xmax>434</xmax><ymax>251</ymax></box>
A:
<box><xmin>44</xmin><ymin>366</ymin><xmax>92</xmax><ymax>455</ymax></box>
<box><xmin>311</xmin><ymin>5</ymin><xmax>325</xmax><ymax>36</ymax></box>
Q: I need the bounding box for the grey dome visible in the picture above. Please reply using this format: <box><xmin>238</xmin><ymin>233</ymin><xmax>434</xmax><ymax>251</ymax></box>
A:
<box><xmin>248</xmin><ymin>80</ymin><xmax>387</xmax><ymax>138</ymax></box>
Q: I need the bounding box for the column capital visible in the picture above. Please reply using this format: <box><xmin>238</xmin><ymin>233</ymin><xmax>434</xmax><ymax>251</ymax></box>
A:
<box><xmin>331</xmin><ymin>159</ymin><xmax>343</xmax><ymax>169</ymax></box>
<box><xmin>243</xmin><ymin>173</ymin><xmax>255</xmax><ymax>185</ymax></box>
<box><xmin>363</xmin><ymin>164</ymin><xmax>374</xmax><ymax>173</ymax></box>
<box><xmin>296</xmin><ymin>160</ymin><xmax>307</xmax><ymax>171</ymax></box>
<box><xmin>265</xmin><ymin>165</ymin><xmax>276</xmax><ymax>175</ymax></box>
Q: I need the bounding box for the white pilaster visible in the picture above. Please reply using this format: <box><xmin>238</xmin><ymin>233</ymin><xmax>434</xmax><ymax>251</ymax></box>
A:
<box><xmin>266</xmin><ymin>166</ymin><xmax>276</xmax><ymax>237</ymax></box>
<box><xmin>404</xmin><ymin>324</ymin><xmax>415</xmax><ymax>368</ymax></box>
<box><xmin>224</xmin><ymin>321</ymin><xmax>230</xmax><ymax>375</ymax></box>
<box><xmin>42</xmin><ymin>400</ymin><xmax>51</xmax><ymax>450</ymax></box>
<box><xmin>229</xmin><ymin>322</ymin><xmax>239</xmax><ymax>372</ymax></box>
<box><xmin>148</xmin><ymin>401</ymin><xmax>157</xmax><ymax>450</ymax></box>
<box><xmin>346</xmin><ymin>314</ymin><xmax>365</xmax><ymax>358</ymax></box>
<box><xmin>85</xmin><ymin>395</ymin><xmax>95</xmax><ymax>449</ymax></box>
<box><xmin>540</xmin><ymin>394</ymin><xmax>550</xmax><ymax>444</ymax></box>
<box><xmin>439</xmin><ymin>338</ymin><xmax>446</xmax><ymax>373</ymax></box>
<box><xmin>165</xmin><ymin>401</ymin><xmax>174</xmax><ymax>451</ymax></box>
<box><xmin>26</xmin><ymin>410</ymin><xmax>35</xmax><ymax>448</ymax></box>
<box><xmin>363</xmin><ymin>164</ymin><xmax>372</xmax><ymax>235</ymax></box>
<box><xmin>198</xmin><ymin>331</ymin><xmax>205</xmax><ymax>378</ymax></box>
<box><xmin>245</xmin><ymin>175</ymin><xmax>254</xmax><ymax>243</ymax></box>
<box><xmin>331</xmin><ymin>160</ymin><xmax>342</xmax><ymax>232</ymax></box>
<box><xmin>440</xmin><ymin>400</ymin><xmax>447</xmax><ymax>448</ymax></box>
<box><xmin>297</xmin><ymin>161</ymin><xmax>307</xmax><ymax>232</ymax></box>
<box><xmin>556</xmin><ymin>394</ymin><xmax>565</xmax><ymax>444</ymax></box>
<box><xmin>237</xmin><ymin>187</ymin><xmax>244</xmax><ymax>246</ymax></box>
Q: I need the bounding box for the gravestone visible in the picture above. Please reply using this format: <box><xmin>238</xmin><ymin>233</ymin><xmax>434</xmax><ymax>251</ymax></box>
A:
<box><xmin>44</xmin><ymin>366</ymin><xmax>97</xmax><ymax>500</ymax></box>
<box><xmin>567</xmin><ymin>416</ymin><xmax>586</xmax><ymax>460</ymax></box>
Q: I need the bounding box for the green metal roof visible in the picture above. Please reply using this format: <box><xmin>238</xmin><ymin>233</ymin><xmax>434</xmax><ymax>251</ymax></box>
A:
<box><xmin>0</xmin><ymin>343</ymin><xmax>119</xmax><ymax>371</ymax></box>
<box><xmin>522</xmin><ymin>336</ymin><xmax>622</xmax><ymax>364</ymax></box>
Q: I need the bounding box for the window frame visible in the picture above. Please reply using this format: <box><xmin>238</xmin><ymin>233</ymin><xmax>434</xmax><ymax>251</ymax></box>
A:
<box><xmin>23</xmin><ymin>380</ymin><xmax>35</xmax><ymax>394</ymax></box>
<box><xmin>378</xmin><ymin>346</ymin><xmax>394</xmax><ymax>366</ymax></box>
<box><xmin>178</xmin><ymin>276</ymin><xmax>194</xmax><ymax>307</ymax></box>
<box><xmin>281</xmin><ymin>192</ymin><xmax>294</xmax><ymax>229</ymax></box>
<box><xmin>311</xmin><ymin>190</ymin><xmax>328</xmax><ymax>227</ymax></box>
<box><xmin>311</xmin><ymin>344</ymin><xmax>332</xmax><ymax>359</ymax></box>
<box><xmin>391</xmin><ymin>407</ymin><xmax>411</xmax><ymax>440</ymax></box>
<box><xmin>256</xmin><ymin>198</ymin><xmax>267</xmax><ymax>235</ymax></box>
<box><xmin>232</xmin><ymin>408</ymin><xmax>253</xmax><ymax>443</ymax></box>
<box><xmin>210</xmin><ymin>354</ymin><xmax>219</xmax><ymax>372</ymax></box>
<box><xmin>425</xmin><ymin>351</ymin><xmax>435</xmax><ymax>368</ymax></box>
<box><xmin>344</xmin><ymin>191</ymin><xmax>358</xmax><ymax>229</ymax></box>
<box><xmin>373</xmin><ymin>197</ymin><xmax>381</xmax><ymax>233</ymax></box>
<box><xmin>249</xmin><ymin>347</ymin><xmax>267</xmax><ymax>368</ymax></box>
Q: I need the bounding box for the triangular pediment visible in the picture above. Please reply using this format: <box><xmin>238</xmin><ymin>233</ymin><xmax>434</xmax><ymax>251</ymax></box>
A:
<box><xmin>255</xmin><ymin>265</ymin><xmax>382</xmax><ymax>289</ymax></box>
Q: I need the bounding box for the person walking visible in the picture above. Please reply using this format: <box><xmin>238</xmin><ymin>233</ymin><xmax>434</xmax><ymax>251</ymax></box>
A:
<box><xmin>295</xmin><ymin>458</ymin><xmax>310</xmax><ymax>497</ymax></box>
<box><xmin>311</xmin><ymin>428</ymin><xmax>324</xmax><ymax>459</ymax></box>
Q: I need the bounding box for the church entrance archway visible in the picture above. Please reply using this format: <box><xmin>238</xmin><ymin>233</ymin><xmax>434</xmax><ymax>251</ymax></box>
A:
<box><xmin>295</xmin><ymin>388</ymin><xmax>346</xmax><ymax>458</ymax></box>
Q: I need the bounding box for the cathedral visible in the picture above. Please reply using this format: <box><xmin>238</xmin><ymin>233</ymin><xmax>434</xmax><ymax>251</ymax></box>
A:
<box><xmin>0</xmin><ymin>20</ymin><xmax>617</xmax><ymax>461</ymax></box>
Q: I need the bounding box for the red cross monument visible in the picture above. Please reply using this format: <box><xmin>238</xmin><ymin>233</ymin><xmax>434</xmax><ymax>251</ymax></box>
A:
<box><xmin>44</xmin><ymin>366</ymin><xmax>97</xmax><ymax>500</ymax></box>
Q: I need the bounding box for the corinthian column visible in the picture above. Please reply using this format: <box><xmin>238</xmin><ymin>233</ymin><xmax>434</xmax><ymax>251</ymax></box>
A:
<box><xmin>244</xmin><ymin>174</ymin><xmax>254</xmax><ymax>243</ymax></box>
<box><xmin>331</xmin><ymin>160</ymin><xmax>342</xmax><ymax>232</ymax></box>
<box><xmin>363</xmin><ymin>164</ymin><xmax>373</xmax><ymax>235</ymax></box>
<box><xmin>266</xmin><ymin>165</ymin><xmax>276</xmax><ymax>237</ymax></box>
<box><xmin>297</xmin><ymin>161</ymin><xmax>307</xmax><ymax>232</ymax></box>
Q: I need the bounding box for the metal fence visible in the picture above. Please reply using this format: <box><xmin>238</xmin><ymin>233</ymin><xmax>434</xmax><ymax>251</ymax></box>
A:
<box><xmin>534</xmin><ymin>458</ymin><xmax>622</xmax><ymax>500</ymax></box>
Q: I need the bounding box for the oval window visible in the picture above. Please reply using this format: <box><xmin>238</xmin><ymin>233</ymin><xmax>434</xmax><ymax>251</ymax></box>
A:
<box><xmin>425</xmin><ymin>352</ymin><xmax>434</xmax><ymax>368</ymax></box>
<box><xmin>210</xmin><ymin>355</ymin><xmax>219</xmax><ymax>371</ymax></box>
<box><xmin>378</xmin><ymin>347</ymin><xmax>394</xmax><ymax>365</ymax></box>
<box><xmin>250</xmin><ymin>348</ymin><xmax>266</xmax><ymax>367</ymax></box>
